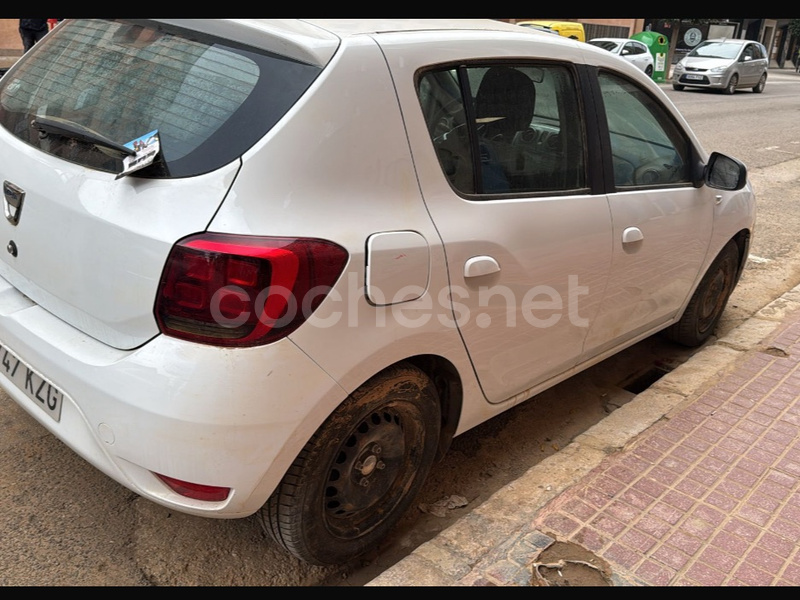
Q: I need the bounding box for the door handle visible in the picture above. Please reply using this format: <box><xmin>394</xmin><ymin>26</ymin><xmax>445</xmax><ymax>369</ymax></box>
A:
<box><xmin>622</xmin><ymin>226</ymin><xmax>643</xmax><ymax>244</ymax></box>
<box><xmin>464</xmin><ymin>256</ymin><xmax>500</xmax><ymax>278</ymax></box>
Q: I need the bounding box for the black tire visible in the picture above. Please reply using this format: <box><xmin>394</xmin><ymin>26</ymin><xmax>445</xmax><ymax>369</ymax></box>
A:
<box><xmin>261</xmin><ymin>363</ymin><xmax>441</xmax><ymax>565</ymax></box>
<box><xmin>724</xmin><ymin>74</ymin><xmax>738</xmax><ymax>95</ymax></box>
<box><xmin>663</xmin><ymin>241</ymin><xmax>740</xmax><ymax>347</ymax></box>
<box><xmin>752</xmin><ymin>73</ymin><xmax>766</xmax><ymax>93</ymax></box>
<box><xmin>645</xmin><ymin>65</ymin><xmax>654</xmax><ymax>77</ymax></box>
<box><xmin>672</xmin><ymin>83</ymin><xmax>684</xmax><ymax>91</ymax></box>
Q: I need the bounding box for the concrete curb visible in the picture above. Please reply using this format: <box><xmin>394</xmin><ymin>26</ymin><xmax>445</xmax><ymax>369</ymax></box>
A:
<box><xmin>367</xmin><ymin>282</ymin><xmax>800</xmax><ymax>586</ymax></box>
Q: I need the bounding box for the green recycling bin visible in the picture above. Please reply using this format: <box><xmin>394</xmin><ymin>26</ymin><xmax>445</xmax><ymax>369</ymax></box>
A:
<box><xmin>631</xmin><ymin>31</ymin><xmax>669</xmax><ymax>82</ymax></box>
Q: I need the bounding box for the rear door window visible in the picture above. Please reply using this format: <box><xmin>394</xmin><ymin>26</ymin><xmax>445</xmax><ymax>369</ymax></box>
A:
<box><xmin>0</xmin><ymin>19</ymin><xmax>323</xmax><ymax>178</ymax></box>
<box><xmin>626</xmin><ymin>42</ymin><xmax>646</xmax><ymax>56</ymax></box>
<box><xmin>418</xmin><ymin>63</ymin><xmax>586</xmax><ymax>197</ymax></box>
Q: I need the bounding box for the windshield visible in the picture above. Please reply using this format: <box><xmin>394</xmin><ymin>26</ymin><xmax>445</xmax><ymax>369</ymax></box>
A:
<box><xmin>0</xmin><ymin>19</ymin><xmax>323</xmax><ymax>178</ymax></box>
<box><xmin>687</xmin><ymin>41</ymin><xmax>742</xmax><ymax>60</ymax></box>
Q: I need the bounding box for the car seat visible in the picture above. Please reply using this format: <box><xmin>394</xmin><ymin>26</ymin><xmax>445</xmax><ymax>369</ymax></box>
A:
<box><xmin>474</xmin><ymin>67</ymin><xmax>536</xmax><ymax>192</ymax></box>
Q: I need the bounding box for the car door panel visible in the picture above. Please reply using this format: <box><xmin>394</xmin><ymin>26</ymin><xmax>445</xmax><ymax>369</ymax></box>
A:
<box><xmin>582</xmin><ymin>187</ymin><xmax>713</xmax><ymax>357</ymax></box>
<box><xmin>430</xmin><ymin>195</ymin><xmax>612</xmax><ymax>403</ymax></box>
<box><xmin>583</xmin><ymin>70</ymin><xmax>713</xmax><ymax>357</ymax></box>
<box><xmin>400</xmin><ymin>60</ymin><xmax>614</xmax><ymax>404</ymax></box>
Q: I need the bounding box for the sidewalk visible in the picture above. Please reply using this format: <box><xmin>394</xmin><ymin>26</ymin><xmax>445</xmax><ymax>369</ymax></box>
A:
<box><xmin>369</xmin><ymin>283</ymin><xmax>800</xmax><ymax>586</ymax></box>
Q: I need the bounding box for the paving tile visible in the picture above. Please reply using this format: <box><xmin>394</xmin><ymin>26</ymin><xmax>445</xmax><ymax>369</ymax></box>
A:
<box><xmin>603</xmin><ymin>542</ymin><xmax>641</xmax><ymax>571</ymax></box>
<box><xmin>634</xmin><ymin>559</ymin><xmax>676</xmax><ymax>586</ymax></box>
<box><xmin>710</xmin><ymin>529</ymin><xmax>750</xmax><ymax>556</ymax></box>
<box><xmin>697</xmin><ymin>545</ymin><xmax>739</xmax><ymax>573</ymax></box>
<box><xmin>618</xmin><ymin>528</ymin><xmax>656</xmax><ymax>554</ymax></box>
<box><xmin>684</xmin><ymin>561</ymin><xmax>727</xmax><ymax>586</ymax></box>
<box><xmin>651</xmin><ymin>543</ymin><xmax>691</xmax><ymax>570</ymax></box>
<box><xmin>569</xmin><ymin>526</ymin><xmax>609</xmax><ymax>553</ymax></box>
<box><xmin>590</xmin><ymin>513</ymin><xmax>627</xmax><ymax>537</ymax></box>
<box><xmin>732</xmin><ymin>561</ymin><xmax>774</xmax><ymax>586</ymax></box>
<box><xmin>724</xmin><ymin>518</ymin><xmax>761</xmax><ymax>543</ymax></box>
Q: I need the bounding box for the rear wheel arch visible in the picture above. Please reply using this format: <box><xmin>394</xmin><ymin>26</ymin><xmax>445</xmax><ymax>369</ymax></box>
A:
<box><xmin>402</xmin><ymin>355</ymin><xmax>462</xmax><ymax>459</ymax></box>
<box><xmin>313</xmin><ymin>355</ymin><xmax>463</xmax><ymax>461</ymax></box>
<box><xmin>752</xmin><ymin>73</ymin><xmax>767</xmax><ymax>93</ymax></box>
<box><xmin>261</xmin><ymin>359</ymin><xmax>452</xmax><ymax>564</ymax></box>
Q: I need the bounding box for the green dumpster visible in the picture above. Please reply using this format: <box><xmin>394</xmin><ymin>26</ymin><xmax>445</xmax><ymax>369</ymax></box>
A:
<box><xmin>631</xmin><ymin>31</ymin><xmax>669</xmax><ymax>82</ymax></box>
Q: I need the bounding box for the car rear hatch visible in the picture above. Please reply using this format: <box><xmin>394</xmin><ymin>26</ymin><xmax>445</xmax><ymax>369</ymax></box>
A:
<box><xmin>0</xmin><ymin>19</ymin><xmax>336</xmax><ymax>350</ymax></box>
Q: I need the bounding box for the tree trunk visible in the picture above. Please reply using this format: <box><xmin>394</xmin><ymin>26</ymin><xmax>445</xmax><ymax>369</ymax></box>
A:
<box><xmin>665</xmin><ymin>20</ymin><xmax>685</xmax><ymax>80</ymax></box>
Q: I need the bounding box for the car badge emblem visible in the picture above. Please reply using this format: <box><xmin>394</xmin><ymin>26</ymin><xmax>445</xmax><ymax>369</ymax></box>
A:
<box><xmin>3</xmin><ymin>181</ymin><xmax>25</xmax><ymax>226</ymax></box>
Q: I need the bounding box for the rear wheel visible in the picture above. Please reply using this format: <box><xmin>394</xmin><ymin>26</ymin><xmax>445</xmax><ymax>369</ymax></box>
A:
<box><xmin>261</xmin><ymin>363</ymin><xmax>441</xmax><ymax>565</ymax></box>
<box><xmin>645</xmin><ymin>64</ymin><xmax>654</xmax><ymax>77</ymax></box>
<box><xmin>752</xmin><ymin>73</ymin><xmax>766</xmax><ymax>93</ymax></box>
<box><xmin>663</xmin><ymin>241</ymin><xmax>739</xmax><ymax>347</ymax></box>
<box><xmin>724</xmin><ymin>74</ymin><xmax>738</xmax><ymax>95</ymax></box>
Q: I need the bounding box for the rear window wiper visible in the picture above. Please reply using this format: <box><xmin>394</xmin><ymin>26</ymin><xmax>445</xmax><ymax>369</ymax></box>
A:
<box><xmin>31</xmin><ymin>115</ymin><xmax>135</xmax><ymax>158</ymax></box>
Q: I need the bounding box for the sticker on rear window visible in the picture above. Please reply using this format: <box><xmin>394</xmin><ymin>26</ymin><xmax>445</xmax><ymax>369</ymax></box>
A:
<box><xmin>117</xmin><ymin>130</ymin><xmax>161</xmax><ymax>179</ymax></box>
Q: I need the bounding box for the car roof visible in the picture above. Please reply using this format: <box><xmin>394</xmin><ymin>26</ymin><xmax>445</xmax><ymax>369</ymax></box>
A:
<box><xmin>301</xmin><ymin>18</ymin><xmax>528</xmax><ymax>36</ymax></box>
<box><xmin>155</xmin><ymin>18</ymin><xmax>564</xmax><ymax>67</ymax></box>
<box><xmin>589</xmin><ymin>38</ymin><xmax>631</xmax><ymax>43</ymax></box>
<box><xmin>517</xmin><ymin>20</ymin><xmax>577</xmax><ymax>27</ymax></box>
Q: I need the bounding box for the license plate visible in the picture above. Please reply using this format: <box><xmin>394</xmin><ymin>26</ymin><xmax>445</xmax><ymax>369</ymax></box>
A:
<box><xmin>0</xmin><ymin>343</ymin><xmax>64</xmax><ymax>422</ymax></box>
<box><xmin>685</xmin><ymin>74</ymin><xmax>703</xmax><ymax>80</ymax></box>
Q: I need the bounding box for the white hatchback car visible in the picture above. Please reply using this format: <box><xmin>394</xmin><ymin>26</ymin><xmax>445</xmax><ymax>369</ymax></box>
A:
<box><xmin>588</xmin><ymin>37</ymin><xmax>655</xmax><ymax>76</ymax></box>
<box><xmin>0</xmin><ymin>19</ymin><xmax>755</xmax><ymax>566</ymax></box>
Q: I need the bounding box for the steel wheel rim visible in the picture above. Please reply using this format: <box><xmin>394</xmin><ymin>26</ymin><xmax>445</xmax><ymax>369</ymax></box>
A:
<box><xmin>322</xmin><ymin>404</ymin><xmax>424</xmax><ymax>539</ymax></box>
<box><xmin>697</xmin><ymin>261</ymin><xmax>733</xmax><ymax>333</ymax></box>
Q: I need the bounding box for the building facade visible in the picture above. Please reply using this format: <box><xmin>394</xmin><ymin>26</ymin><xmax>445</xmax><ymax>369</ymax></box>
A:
<box><xmin>1</xmin><ymin>18</ymin><xmax>798</xmax><ymax>73</ymax></box>
<box><xmin>643</xmin><ymin>18</ymin><xmax>797</xmax><ymax>68</ymax></box>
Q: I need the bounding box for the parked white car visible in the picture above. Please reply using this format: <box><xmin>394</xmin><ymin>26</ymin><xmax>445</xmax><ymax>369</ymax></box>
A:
<box><xmin>588</xmin><ymin>37</ymin><xmax>655</xmax><ymax>76</ymax></box>
<box><xmin>0</xmin><ymin>18</ymin><xmax>755</xmax><ymax>566</ymax></box>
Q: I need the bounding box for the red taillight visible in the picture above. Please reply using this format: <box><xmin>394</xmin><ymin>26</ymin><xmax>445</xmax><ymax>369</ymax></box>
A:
<box><xmin>156</xmin><ymin>234</ymin><xmax>348</xmax><ymax>347</ymax></box>
<box><xmin>155</xmin><ymin>473</ymin><xmax>230</xmax><ymax>502</ymax></box>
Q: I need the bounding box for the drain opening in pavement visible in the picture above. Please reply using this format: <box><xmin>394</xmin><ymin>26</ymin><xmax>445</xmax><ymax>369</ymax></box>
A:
<box><xmin>621</xmin><ymin>365</ymin><xmax>672</xmax><ymax>394</ymax></box>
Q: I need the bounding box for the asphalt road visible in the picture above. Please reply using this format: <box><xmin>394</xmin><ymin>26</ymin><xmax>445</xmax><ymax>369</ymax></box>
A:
<box><xmin>1</xmin><ymin>71</ymin><xmax>799</xmax><ymax>586</ymax></box>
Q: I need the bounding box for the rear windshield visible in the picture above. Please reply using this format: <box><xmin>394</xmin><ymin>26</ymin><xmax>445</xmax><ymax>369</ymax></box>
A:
<box><xmin>588</xmin><ymin>40</ymin><xmax>619</xmax><ymax>52</ymax></box>
<box><xmin>0</xmin><ymin>19</ymin><xmax>323</xmax><ymax>178</ymax></box>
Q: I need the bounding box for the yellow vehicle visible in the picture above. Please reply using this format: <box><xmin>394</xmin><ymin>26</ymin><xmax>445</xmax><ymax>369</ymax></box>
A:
<box><xmin>517</xmin><ymin>20</ymin><xmax>586</xmax><ymax>42</ymax></box>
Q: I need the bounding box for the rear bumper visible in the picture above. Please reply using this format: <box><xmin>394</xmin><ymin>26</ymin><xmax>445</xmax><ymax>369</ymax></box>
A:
<box><xmin>0</xmin><ymin>275</ymin><xmax>346</xmax><ymax>518</ymax></box>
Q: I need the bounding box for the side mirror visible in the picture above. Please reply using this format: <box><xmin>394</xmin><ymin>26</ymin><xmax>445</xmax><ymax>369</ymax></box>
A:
<box><xmin>705</xmin><ymin>152</ymin><xmax>747</xmax><ymax>191</ymax></box>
